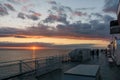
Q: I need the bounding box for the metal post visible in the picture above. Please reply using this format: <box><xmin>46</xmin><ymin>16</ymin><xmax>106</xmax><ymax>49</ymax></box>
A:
<box><xmin>35</xmin><ymin>59</ymin><xmax>38</xmax><ymax>75</ymax></box>
<box><xmin>19</xmin><ymin>60</ymin><xmax>22</xmax><ymax>74</ymax></box>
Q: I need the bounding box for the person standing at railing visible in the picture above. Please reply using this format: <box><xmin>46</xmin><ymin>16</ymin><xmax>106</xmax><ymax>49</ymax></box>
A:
<box><xmin>96</xmin><ymin>49</ymin><xmax>99</xmax><ymax>58</ymax></box>
<box><xmin>91</xmin><ymin>50</ymin><xmax>94</xmax><ymax>59</ymax></box>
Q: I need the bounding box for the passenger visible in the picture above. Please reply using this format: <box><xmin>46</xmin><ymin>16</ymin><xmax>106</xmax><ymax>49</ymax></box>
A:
<box><xmin>105</xmin><ymin>49</ymin><xmax>107</xmax><ymax>56</ymax></box>
<box><xmin>91</xmin><ymin>50</ymin><xmax>94</xmax><ymax>59</ymax></box>
<box><xmin>96</xmin><ymin>49</ymin><xmax>99</xmax><ymax>58</ymax></box>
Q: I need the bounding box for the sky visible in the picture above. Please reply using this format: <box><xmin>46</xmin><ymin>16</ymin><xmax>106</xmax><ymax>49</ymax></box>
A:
<box><xmin>0</xmin><ymin>0</ymin><xmax>119</xmax><ymax>49</ymax></box>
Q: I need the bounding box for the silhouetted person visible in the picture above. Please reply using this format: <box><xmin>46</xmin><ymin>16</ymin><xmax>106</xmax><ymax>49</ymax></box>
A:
<box><xmin>96</xmin><ymin>49</ymin><xmax>99</xmax><ymax>58</ymax></box>
<box><xmin>104</xmin><ymin>49</ymin><xmax>107</xmax><ymax>56</ymax></box>
<box><xmin>90</xmin><ymin>50</ymin><xmax>93</xmax><ymax>58</ymax></box>
<box><xmin>91</xmin><ymin>50</ymin><xmax>94</xmax><ymax>59</ymax></box>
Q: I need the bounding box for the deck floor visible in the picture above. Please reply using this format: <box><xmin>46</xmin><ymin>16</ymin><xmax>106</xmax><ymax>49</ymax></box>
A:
<box><xmin>87</xmin><ymin>53</ymin><xmax>120</xmax><ymax>80</ymax></box>
<box><xmin>37</xmin><ymin>52</ymin><xmax>120</xmax><ymax>80</ymax></box>
<box><xmin>2</xmin><ymin>52</ymin><xmax>120</xmax><ymax>80</ymax></box>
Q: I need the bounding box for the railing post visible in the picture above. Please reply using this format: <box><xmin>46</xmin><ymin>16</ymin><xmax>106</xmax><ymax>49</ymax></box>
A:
<box><xmin>35</xmin><ymin>59</ymin><xmax>38</xmax><ymax>74</ymax></box>
<box><xmin>19</xmin><ymin>60</ymin><xmax>22</xmax><ymax>74</ymax></box>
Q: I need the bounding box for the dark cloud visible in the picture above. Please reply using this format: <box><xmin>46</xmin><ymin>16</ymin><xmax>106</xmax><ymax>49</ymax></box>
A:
<box><xmin>90</xmin><ymin>20</ymin><xmax>109</xmax><ymax>37</ymax></box>
<box><xmin>0</xmin><ymin>4</ymin><xmax>8</xmax><ymax>16</ymax></box>
<box><xmin>48</xmin><ymin>0</ymin><xmax>88</xmax><ymax>23</ymax></box>
<box><xmin>64</xmin><ymin>6</ymin><xmax>73</xmax><ymax>12</ymax></box>
<box><xmin>55</xmin><ymin>5</ymin><xmax>73</xmax><ymax>13</ymax></box>
<box><xmin>90</xmin><ymin>20</ymin><xmax>99</xmax><ymax>25</ymax></box>
<box><xmin>0</xmin><ymin>27</ymin><xmax>23</xmax><ymax>37</ymax></box>
<box><xmin>73</xmin><ymin>11</ymin><xmax>87</xmax><ymax>16</ymax></box>
<box><xmin>29</xmin><ymin>10</ymin><xmax>41</xmax><ymax>16</ymax></box>
<box><xmin>0</xmin><ymin>0</ymin><xmax>115</xmax><ymax>44</ymax></box>
<box><xmin>43</xmin><ymin>14</ymin><xmax>58</xmax><ymax>23</ymax></box>
<box><xmin>54</xmin><ymin>44</ymin><xmax>96</xmax><ymax>49</ymax></box>
<box><xmin>21</xmin><ymin>24</ymin><xmax>56</xmax><ymax>37</ymax></box>
<box><xmin>0</xmin><ymin>34</ymin><xmax>12</xmax><ymax>37</ymax></box>
<box><xmin>48</xmin><ymin>2</ymin><xmax>73</xmax><ymax>21</ymax></box>
<box><xmin>43</xmin><ymin>14</ymin><xmax>69</xmax><ymax>24</ymax></box>
<box><xmin>7</xmin><ymin>0</ymin><xmax>20</xmax><ymax>4</ymax></box>
<box><xmin>17</xmin><ymin>12</ymin><xmax>40</xmax><ymax>20</ymax></box>
<box><xmin>14</xmin><ymin>35</ymin><xmax>28</xmax><ymax>38</ymax></box>
<box><xmin>103</xmin><ymin>0</ymin><xmax>119</xmax><ymax>13</ymax></box>
<box><xmin>0</xmin><ymin>12</ymin><xmax>115</xmax><ymax>40</ymax></box>
<box><xmin>59</xmin><ymin>6</ymin><xmax>65</xmax><ymax>12</ymax></box>
<box><xmin>50</xmin><ymin>3</ymin><xmax>87</xmax><ymax>18</ymax></box>
<box><xmin>0</xmin><ymin>19</ymin><xmax>110</xmax><ymax>40</ymax></box>
<box><xmin>46</xmin><ymin>2</ymin><xmax>87</xmax><ymax>24</ymax></box>
<box><xmin>48</xmin><ymin>0</ymin><xmax>72</xmax><ymax>13</ymax></box>
<box><xmin>90</xmin><ymin>13</ymin><xmax>115</xmax><ymax>24</ymax></box>
<box><xmin>26</xmin><ymin>14</ymin><xmax>39</xmax><ymax>20</ymax></box>
<box><xmin>20</xmin><ymin>21</ymin><xmax>109</xmax><ymax>39</ymax></box>
<box><xmin>7</xmin><ymin>0</ymin><xmax>29</xmax><ymax>4</ymax></box>
<box><xmin>17</xmin><ymin>12</ymin><xmax>26</xmax><ymax>19</ymax></box>
<box><xmin>0</xmin><ymin>27</ymin><xmax>19</xmax><ymax>34</ymax></box>
<box><xmin>51</xmin><ymin>6</ymin><xmax>58</xmax><ymax>11</ymax></box>
<box><xmin>76</xmin><ymin>7</ymin><xmax>95</xmax><ymax>10</ymax></box>
<box><xmin>56</xmin><ymin>23</ymin><xmax>89</xmax><ymax>37</ymax></box>
<box><xmin>89</xmin><ymin>14</ymin><xmax>114</xmax><ymax>37</ymax></box>
<box><xmin>0</xmin><ymin>42</ymin><xmax>53</xmax><ymax>48</ymax></box>
<box><xmin>51</xmin><ymin>5</ymin><xmax>65</xmax><ymax>14</ymax></box>
<box><xmin>48</xmin><ymin>0</ymin><xmax>73</xmax><ymax>17</ymax></box>
<box><xmin>48</xmin><ymin>1</ymin><xmax>57</xmax><ymax>5</ymax></box>
<box><xmin>54</xmin><ymin>14</ymin><xmax>113</xmax><ymax>38</ymax></box>
<box><xmin>4</xmin><ymin>3</ymin><xmax>15</xmax><ymax>11</ymax></box>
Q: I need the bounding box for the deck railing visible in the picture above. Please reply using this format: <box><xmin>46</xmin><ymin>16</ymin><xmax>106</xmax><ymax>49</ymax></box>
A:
<box><xmin>0</xmin><ymin>55</ymin><xmax>70</xmax><ymax>79</ymax></box>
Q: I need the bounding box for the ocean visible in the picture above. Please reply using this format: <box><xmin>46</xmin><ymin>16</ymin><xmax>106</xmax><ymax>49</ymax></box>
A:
<box><xmin>0</xmin><ymin>49</ymin><xmax>72</xmax><ymax>62</ymax></box>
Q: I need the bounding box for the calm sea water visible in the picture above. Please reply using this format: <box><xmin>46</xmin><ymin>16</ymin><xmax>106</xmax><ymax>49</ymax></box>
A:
<box><xmin>0</xmin><ymin>49</ymin><xmax>72</xmax><ymax>62</ymax></box>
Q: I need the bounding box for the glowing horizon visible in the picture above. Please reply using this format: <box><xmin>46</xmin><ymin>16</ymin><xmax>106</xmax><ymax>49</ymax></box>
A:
<box><xmin>0</xmin><ymin>38</ymin><xmax>110</xmax><ymax>49</ymax></box>
<box><xmin>0</xmin><ymin>46</ymin><xmax>46</xmax><ymax>50</ymax></box>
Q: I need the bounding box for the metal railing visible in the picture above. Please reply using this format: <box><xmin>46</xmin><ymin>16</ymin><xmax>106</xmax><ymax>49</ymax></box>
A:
<box><xmin>0</xmin><ymin>55</ymin><xmax>70</xmax><ymax>79</ymax></box>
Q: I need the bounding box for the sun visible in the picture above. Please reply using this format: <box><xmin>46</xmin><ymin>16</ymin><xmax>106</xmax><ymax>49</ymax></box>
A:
<box><xmin>30</xmin><ymin>46</ymin><xmax>45</xmax><ymax>50</ymax></box>
<box><xmin>31</xmin><ymin>46</ymin><xmax>37</xmax><ymax>50</ymax></box>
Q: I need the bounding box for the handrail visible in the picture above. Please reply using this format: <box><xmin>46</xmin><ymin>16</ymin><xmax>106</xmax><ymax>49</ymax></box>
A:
<box><xmin>0</xmin><ymin>55</ymin><xmax>62</xmax><ymax>64</ymax></box>
<box><xmin>22</xmin><ymin>61</ymin><xmax>34</xmax><ymax>70</ymax></box>
<box><xmin>0</xmin><ymin>54</ymin><xmax>68</xmax><ymax>65</ymax></box>
<box><xmin>0</xmin><ymin>57</ymin><xmax>43</xmax><ymax>64</ymax></box>
<box><xmin>0</xmin><ymin>54</ymin><xmax>69</xmax><ymax>79</ymax></box>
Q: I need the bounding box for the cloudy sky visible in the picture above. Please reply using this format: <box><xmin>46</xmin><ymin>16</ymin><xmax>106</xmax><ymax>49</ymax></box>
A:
<box><xmin>0</xmin><ymin>0</ymin><xmax>119</xmax><ymax>49</ymax></box>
